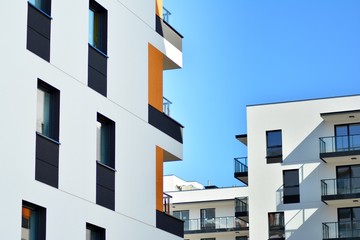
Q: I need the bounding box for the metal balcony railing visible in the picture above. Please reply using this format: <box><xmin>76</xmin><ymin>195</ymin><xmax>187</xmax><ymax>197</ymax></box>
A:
<box><xmin>323</xmin><ymin>221</ymin><xmax>360</xmax><ymax>239</ymax></box>
<box><xmin>184</xmin><ymin>216</ymin><xmax>246</xmax><ymax>232</ymax></box>
<box><xmin>163</xmin><ymin>97</ymin><xmax>172</xmax><ymax>116</ymax></box>
<box><xmin>319</xmin><ymin>135</ymin><xmax>360</xmax><ymax>154</ymax></box>
<box><xmin>234</xmin><ymin>157</ymin><xmax>248</xmax><ymax>174</ymax></box>
<box><xmin>163</xmin><ymin>192</ymin><xmax>172</xmax><ymax>214</ymax></box>
<box><xmin>321</xmin><ymin>178</ymin><xmax>360</xmax><ymax>196</ymax></box>
<box><xmin>235</xmin><ymin>197</ymin><xmax>248</xmax><ymax>213</ymax></box>
<box><xmin>163</xmin><ymin>7</ymin><xmax>172</xmax><ymax>23</ymax></box>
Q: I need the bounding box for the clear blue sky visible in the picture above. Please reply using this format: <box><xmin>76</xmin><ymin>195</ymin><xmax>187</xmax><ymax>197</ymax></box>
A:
<box><xmin>163</xmin><ymin>1</ymin><xmax>360</xmax><ymax>187</ymax></box>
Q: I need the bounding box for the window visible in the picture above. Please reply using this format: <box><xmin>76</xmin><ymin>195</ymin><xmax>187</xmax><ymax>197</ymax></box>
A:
<box><xmin>173</xmin><ymin>210</ymin><xmax>189</xmax><ymax>231</ymax></box>
<box><xmin>89</xmin><ymin>0</ymin><xmax>107</xmax><ymax>53</ymax></box>
<box><xmin>96</xmin><ymin>113</ymin><xmax>115</xmax><ymax>168</ymax></box>
<box><xmin>86</xmin><ymin>223</ymin><xmax>105</xmax><ymax>240</ymax></box>
<box><xmin>200</xmin><ymin>208</ymin><xmax>215</xmax><ymax>230</ymax></box>
<box><xmin>201</xmin><ymin>238</ymin><xmax>215</xmax><ymax>240</ymax></box>
<box><xmin>268</xmin><ymin>212</ymin><xmax>285</xmax><ymax>239</ymax></box>
<box><xmin>266</xmin><ymin>130</ymin><xmax>282</xmax><ymax>163</ymax></box>
<box><xmin>335</xmin><ymin>123</ymin><xmax>360</xmax><ymax>152</ymax></box>
<box><xmin>283</xmin><ymin>169</ymin><xmax>300</xmax><ymax>204</ymax></box>
<box><xmin>28</xmin><ymin>0</ymin><xmax>51</xmax><ymax>15</ymax></box>
<box><xmin>338</xmin><ymin>207</ymin><xmax>360</xmax><ymax>238</ymax></box>
<box><xmin>36</xmin><ymin>80</ymin><xmax>60</xmax><ymax>141</ymax></box>
<box><xmin>21</xmin><ymin>201</ymin><xmax>46</xmax><ymax>240</ymax></box>
<box><xmin>336</xmin><ymin>165</ymin><xmax>360</xmax><ymax>194</ymax></box>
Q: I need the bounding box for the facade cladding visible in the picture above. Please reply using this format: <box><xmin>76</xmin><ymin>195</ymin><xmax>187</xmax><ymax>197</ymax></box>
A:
<box><xmin>3</xmin><ymin>0</ymin><xmax>184</xmax><ymax>239</ymax></box>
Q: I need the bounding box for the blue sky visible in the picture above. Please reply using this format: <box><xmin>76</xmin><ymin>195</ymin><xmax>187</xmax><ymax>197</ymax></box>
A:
<box><xmin>163</xmin><ymin>1</ymin><xmax>360</xmax><ymax>187</ymax></box>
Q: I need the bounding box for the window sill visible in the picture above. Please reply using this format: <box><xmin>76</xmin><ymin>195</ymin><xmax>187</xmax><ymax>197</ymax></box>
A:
<box><xmin>96</xmin><ymin>161</ymin><xmax>116</xmax><ymax>172</ymax></box>
<box><xmin>88</xmin><ymin>44</ymin><xmax>109</xmax><ymax>58</ymax></box>
<box><xmin>28</xmin><ymin>2</ymin><xmax>52</xmax><ymax>19</ymax></box>
<box><xmin>36</xmin><ymin>132</ymin><xmax>60</xmax><ymax>145</ymax></box>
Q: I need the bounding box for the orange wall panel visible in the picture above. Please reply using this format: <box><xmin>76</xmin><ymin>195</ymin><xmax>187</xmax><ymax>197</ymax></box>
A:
<box><xmin>156</xmin><ymin>146</ymin><xmax>164</xmax><ymax>211</ymax></box>
<box><xmin>148</xmin><ymin>43</ymin><xmax>163</xmax><ymax>112</ymax></box>
<box><xmin>156</xmin><ymin>0</ymin><xmax>163</xmax><ymax>17</ymax></box>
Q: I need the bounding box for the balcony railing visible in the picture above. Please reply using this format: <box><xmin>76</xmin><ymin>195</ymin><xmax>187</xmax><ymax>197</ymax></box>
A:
<box><xmin>323</xmin><ymin>221</ymin><xmax>360</xmax><ymax>239</ymax></box>
<box><xmin>234</xmin><ymin>157</ymin><xmax>248</xmax><ymax>174</ymax></box>
<box><xmin>163</xmin><ymin>192</ymin><xmax>172</xmax><ymax>214</ymax></box>
<box><xmin>321</xmin><ymin>178</ymin><xmax>360</xmax><ymax>197</ymax></box>
<box><xmin>320</xmin><ymin>135</ymin><xmax>360</xmax><ymax>154</ymax></box>
<box><xmin>184</xmin><ymin>216</ymin><xmax>247</xmax><ymax>233</ymax></box>
<box><xmin>163</xmin><ymin>7</ymin><xmax>172</xmax><ymax>24</ymax></box>
<box><xmin>163</xmin><ymin>97</ymin><xmax>172</xmax><ymax>116</ymax></box>
<box><xmin>235</xmin><ymin>197</ymin><xmax>248</xmax><ymax>213</ymax></box>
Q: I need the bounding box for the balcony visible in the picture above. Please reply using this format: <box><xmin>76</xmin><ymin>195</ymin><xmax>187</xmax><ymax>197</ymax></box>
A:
<box><xmin>321</xmin><ymin>178</ymin><xmax>360</xmax><ymax>205</ymax></box>
<box><xmin>323</xmin><ymin>221</ymin><xmax>360</xmax><ymax>239</ymax></box>
<box><xmin>235</xmin><ymin>197</ymin><xmax>249</xmax><ymax>223</ymax></box>
<box><xmin>156</xmin><ymin>7</ymin><xmax>183</xmax><ymax>53</ymax></box>
<box><xmin>234</xmin><ymin>157</ymin><xmax>248</xmax><ymax>185</ymax></box>
<box><xmin>184</xmin><ymin>216</ymin><xmax>248</xmax><ymax>234</ymax></box>
<box><xmin>319</xmin><ymin>135</ymin><xmax>360</xmax><ymax>164</ymax></box>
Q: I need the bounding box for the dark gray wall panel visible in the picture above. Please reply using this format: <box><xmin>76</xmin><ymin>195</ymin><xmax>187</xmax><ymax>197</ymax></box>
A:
<box><xmin>96</xmin><ymin>163</ymin><xmax>115</xmax><ymax>210</ymax></box>
<box><xmin>88</xmin><ymin>46</ymin><xmax>108</xmax><ymax>76</ymax></box>
<box><xmin>88</xmin><ymin>67</ymin><xmax>107</xmax><ymax>96</ymax></box>
<box><xmin>96</xmin><ymin>185</ymin><xmax>115</xmax><ymax>210</ymax></box>
<box><xmin>156</xmin><ymin>210</ymin><xmax>184</xmax><ymax>237</ymax></box>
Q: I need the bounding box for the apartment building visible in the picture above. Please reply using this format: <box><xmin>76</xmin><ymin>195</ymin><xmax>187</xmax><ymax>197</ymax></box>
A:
<box><xmin>1</xmin><ymin>0</ymin><xmax>184</xmax><ymax>239</ymax></box>
<box><xmin>165</xmin><ymin>175</ymin><xmax>249</xmax><ymax>240</ymax></box>
<box><xmin>234</xmin><ymin>95</ymin><xmax>360</xmax><ymax>239</ymax></box>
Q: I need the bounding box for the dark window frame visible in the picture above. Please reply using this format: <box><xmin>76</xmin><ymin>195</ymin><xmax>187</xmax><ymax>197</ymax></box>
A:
<box><xmin>268</xmin><ymin>212</ymin><xmax>285</xmax><ymax>240</ymax></box>
<box><xmin>283</xmin><ymin>169</ymin><xmax>300</xmax><ymax>204</ymax></box>
<box><xmin>89</xmin><ymin>0</ymin><xmax>108</xmax><ymax>54</ymax></box>
<box><xmin>266</xmin><ymin>130</ymin><xmax>283</xmax><ymax>164</ymax></box>
<box><xmin>86</xmin><ymin>223</ymin><xmax>106</xmax><ymax>240</ymax></box>
<box><xmin>22</xmin><ymin>200</ymin><xmax>47</xmax><ymax>240</ymax></box>
<box><xmin>96</xmin><ymin>113</ymin><xmax>115</xmax><ymax>169</ymax></box>
<box><xmin>37</xmin><ymin>79</ymin><xmax>60</xmax><ymax>142</ymax></box>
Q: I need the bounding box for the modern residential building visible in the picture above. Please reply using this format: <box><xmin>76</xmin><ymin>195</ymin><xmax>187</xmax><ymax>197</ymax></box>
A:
<box><xmin>2</xmin><ymin>0</ymin><xmax>184</xmax><ymax>239</ymax></box>
<box><xmin>234</xmin><ymin>95</ymin><xmax>360</xmax><ymax>239</ymax></box>
<box><xmin>165</xmin><ymin>175</ymin><xmax>249</xmax><ymax>240</ymax></box>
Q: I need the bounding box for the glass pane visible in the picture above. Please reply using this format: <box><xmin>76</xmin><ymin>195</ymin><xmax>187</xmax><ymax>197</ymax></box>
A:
<box><xmin>36</xmin><ymin>88</ymin><xmax>51</xmax><ymax>137</ymax></box>
<box><xmin>96</xmin><ymin>121</ymin><xmax>102</xmax><ymax>162</ymax></box>
<box><xmin>349</xmin><ymin>124</ymin><xmax>360</xmax><ymax>135</ymax></box>
<box><xmin>267</xmin><ymin>131</ymin><xmax>282</xmax><ymax>147</ymax></box>
<box><xmin>200</xmin><ymin>209</ymin><xmax>215</xmax><ymax>229</ymax></box>
<box><xmin>336</xmin><ymin>126</ymin><xmax>349</xmax><ymax>136</ymax></box>
<box><xmin>22</xmin><ymin>207</ymin><xmax>38</xmax><ymax>240</ymax></box>
<box><xmin>339</xmin><ymin>208</ymin><xmax>352</xmax><ymax>222</ymax></box>
<box><xmin>352</xmin><ymin>208</ymin><xmax>360</xmax><ymax>222</ymax></box>
<box><xmin>337</xmin><ymin>167</ymin><xmax>350</xmax><ymax>179</ymax></box>
<box><xmin>284</xmin><ymin>170</ymin><xmax>299</xmax><ymax>187</ymax></box>
<box><xmin>100</xmin><ymin>123</ymin><xmax>109</xmax><ymax>165</ymax></box>
<box><xmin>89</xmin><ymin>9</ymin><xmax>95</xmax><ymax>46</ymax></box>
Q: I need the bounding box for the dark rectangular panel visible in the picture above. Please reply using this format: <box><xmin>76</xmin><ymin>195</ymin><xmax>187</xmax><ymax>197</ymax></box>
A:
<box><xmin>88</xmin><ymin>66</ymin><xmax>107</xmax><ymax>96</ymax></box>
<box><xmin>156</xmin><ymin>210</ymin><xmax>184</xmax><ymax>237</ymax></box>
<box><xmin>96</xmin><ymin>163</ymin><xmax>115</xmax><ymax>191</ymax></box>
<box><xmin>35</xmin><ymin>134</ymin><xmax>59</xmax><ymax>188</ymax></box>
<box><xmin>27</xmin><ymin>4</ymin><xmax>51</xmax><ymax>38</ymax></box>
<box><xmin>148</xmin><ymin>105</ymin><xmax>183</xmax><ymax>143</ymax></box>
<box><xmin>88</xmin><ymin>46</ymin><xmax>108</xmax><ymax>76</ymax></box>
<box><xmin>27</xmin><ymin>4</ymin><xmax>51</xmax><ymax>62</ymax></box>
<box><xmin>96</xmin><ymin>184</ymin><xmax>115</xmax><ymax>210</ymax></box>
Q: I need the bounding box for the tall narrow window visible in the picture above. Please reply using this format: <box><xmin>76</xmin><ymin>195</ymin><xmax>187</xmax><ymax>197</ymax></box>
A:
<box><xmin>200</xmin><ymin>208</ymin><xmax>215</xmax><ymax>230</ymax></box>
<box><xmin>266</xmin><ymin>130</ymin><xmax>282</xmax><ymax>163</ymax></box>
<box><xmin>21</xmin><ymin>201</ymin><xmax>46</xmax><ymax>240</ymax></box>
<box><xmin>86</xmin><ymin>223</ymin><xmax>105</xmax><ymax>240</ymax></box>
<box><xmin>283</xmin><ymin>169</ymin><xmax>300</xmax><ymax>204</ymax></box>
<box><xmin>268</xmin><ymin>212</ymin><xmax>285</xmax><ymax>239</ymax></box>
<box><xmin>96</xmin><ymin>113</ymin><xmax>115</xmax><ymax>168</ymax></box>
<box><xmin>173</xmin><ymin>210</ymin><xmax>190</xmax><ymax>231</ymax></box>
<box><xmin>89</xmin><ymin>0</ymin><xmax>107</xmax><ymax>54</ymax></box>
<box><xmin>36</xmin><ymin>80</ymin><xmax>60</xmax><ymax>141</ymax></box>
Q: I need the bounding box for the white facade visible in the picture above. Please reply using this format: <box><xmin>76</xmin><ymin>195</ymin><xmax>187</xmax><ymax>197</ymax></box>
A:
<box><xmin>240</xmin><ymin>95</ymin><xmax>360</xmax><ymax>240</ymax></box>
<box><xmin>165</xmin><ymin>176</ymin><xmax>249</xmax><ymax>240</ymax></box>
<box><xmin>1</xmin><ymin>0</ymin><xmax>184</xmax><ymax>239</ymax></box>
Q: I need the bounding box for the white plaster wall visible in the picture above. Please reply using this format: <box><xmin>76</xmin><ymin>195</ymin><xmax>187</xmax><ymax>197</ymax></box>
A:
<box><xmin>0</xmin><ymin>0</ymin><xmax>183</xmax><ymax>239</ymax></box>
<box><xmin>247</xmin><ymin>96</ymin><xmax>360</xmax><ymax>240</ymax></box>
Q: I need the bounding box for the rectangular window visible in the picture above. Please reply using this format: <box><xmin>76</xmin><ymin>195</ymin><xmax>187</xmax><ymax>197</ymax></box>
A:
<box><xmin>36</xmin><ymin>80</ymin><xmax>60</xmax><ymax>141</ymax></box>
<box><xmin>283</xmin><ymin>169</ymin><xmax>300</xmax><ymax>204</ymax></box>
<box><xmin>173</xmin><ymin>210</ymin><xmax>190</xmax><ymax>231</ymax></box>
<box><xmin>266</xmin><ymin>130</ymin><xmax>282</xmax><ymax>163</ymax></box>
<box><xmin>338</xmin><ymin>207</ymin><xmax>360</xmax><ymax>238</ymax></box>
<box><xmin>86</xmin><ymin>223</ymin><xmax>105</xmax><ymax>240</ymax></box>
<box><xmin>335</xmin><ymin>123</ymin><xmax>360</xmax><ymax>152</ymax></box>
<box><xmin>96</xmin><ymin>113</ymin><xmax>115</xmax><ymax>168</ymax></box>
<box><xmin>89</xmin><ymin>0</ymin><xmax>107</xmax><ymax>54</ymax></box>
<box><xmin>268</xmin><ymin>212</ymin><xmax>285</xmax><ymax>239</ymax></box>
<box><xmin>200</xmin><ymin>208</ymin><xmax>215</xmax><ymax>230</ymax></box>
<box><xmin>21</xmin><ymin>201</ymin><xmax>46</xmax><ymax>240</ymax></box>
